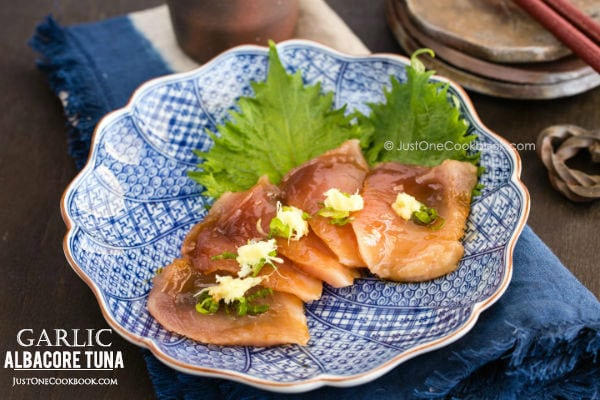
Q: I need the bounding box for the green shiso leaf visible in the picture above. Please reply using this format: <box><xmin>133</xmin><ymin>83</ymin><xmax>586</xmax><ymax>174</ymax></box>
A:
<box><xmin>360</xmin><ymin>49</ymin><xmax>479</xmax><ymax>167</ymax></box>
<box><xmin>189</xmin><ymin>46</ymin><xmax>481</xmax><ymax>199</ymax></box>
<box><xmin>189</xmin><ymin>41</ymin><xmax>365</xmax><ymax>198</ymax></box>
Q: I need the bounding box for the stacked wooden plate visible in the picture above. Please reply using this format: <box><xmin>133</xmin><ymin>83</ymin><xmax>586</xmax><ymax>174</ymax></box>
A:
<box><xmin>385</xmin><ymin>0</ymin><xmax>600</xmax><ymax>99</ymax></box>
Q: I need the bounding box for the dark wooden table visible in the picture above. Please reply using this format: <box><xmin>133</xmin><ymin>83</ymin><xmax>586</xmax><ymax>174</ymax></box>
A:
<box><xmin>2</xmin><ymin>1</ymin><xmax>598</xmax><ymax>399</ymax></box>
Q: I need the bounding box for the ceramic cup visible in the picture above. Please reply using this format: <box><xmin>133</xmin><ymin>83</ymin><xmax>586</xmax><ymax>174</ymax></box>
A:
<box><xmin>167</xmin><ymin>0</ymin><xmax>299</xmax><ymax>63</ymax></box>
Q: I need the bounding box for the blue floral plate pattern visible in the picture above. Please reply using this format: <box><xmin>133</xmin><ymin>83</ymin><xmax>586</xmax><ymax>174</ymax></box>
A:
<box><xmin>61</xmin><ymin>40</ymin><xmax>530</xmax><ymax>392</ymax></box>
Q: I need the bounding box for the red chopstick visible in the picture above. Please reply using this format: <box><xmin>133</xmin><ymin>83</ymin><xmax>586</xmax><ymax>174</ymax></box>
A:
<box><xmin>544</xmin><ymin>0</ymin><xmax>600</xmax><ymax>45</ymax></box>
<box><xmin>513</xmin><ymin>0</ymin><xmax>600</xmax><ymax>74</ymax></box>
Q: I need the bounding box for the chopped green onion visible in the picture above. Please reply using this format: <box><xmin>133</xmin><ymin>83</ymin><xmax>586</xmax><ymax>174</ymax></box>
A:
<box><xmin>330</xmin><ymin>216</ymin><xmax>355</xmax><ymax>226</ymax></box>
<box><xmin>269</xmin><ymin>217</ymin><xmax>290</xmax><ymax>238</ymax></box>
<box><xmin>195</xmin><ymin>292</ymin><xmax>220</xmax><ymax>314</ymax></box>
<box><xmin>411</xmin><ymin>205</ymin><xmax>445</xmax><ymax>229</ymax></box>
<box><xmin>250</xmin><ymin>259</ymin><xmax>266</xmax><ymax>277</ymax></box>
<box><xmin>317</xmin><ymin>188</ymin><xmax>363</xmax><ymax>226</ymax></box>
<box><xmin>246</xmin><ymin>288</ymin><xmax>273</xmax><ymax>302</ymax></box>
<box><xmin>210</xmin><ymin>251</ymin><xmax>237</xmax><ymax>261</ymax></box>
<box><xmin>269</xmin><ymin>202</ymin><xmax>310</xmax><ymax>240</ymax></box>
<box><xmin>247</xmin><ymin>303</ymin><xmax>270</xmax><ymax>315</ymax></box>
<box><xmin>196</xmin><ymin>288</ymin><xmax>273</xmax><ymax>316</ymax></box>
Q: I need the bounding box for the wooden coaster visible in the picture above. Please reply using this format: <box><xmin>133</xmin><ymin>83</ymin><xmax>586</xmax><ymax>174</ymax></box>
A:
<box><xmin>404</xmin><ymin>0</ymin><xmax>600</xmax><ymax>63</ymax></box>
<box><xmin>394</xmin><ymin>0</ymin><xmax>596</xmax><ymax>84</ymax></box>
<box><xmin>386</xmin><ymin>0</ymin><xmax>600</xmax><ymax>99</ymax></box>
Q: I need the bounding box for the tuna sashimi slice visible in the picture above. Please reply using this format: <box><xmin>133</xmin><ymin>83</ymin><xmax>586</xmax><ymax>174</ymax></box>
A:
<box><xmin>276</xmin><ymin>232</ymin><xmax>359</xmax><ymax>288</ymax></box>
<box><xmin>181</xmin><ymin>176</ymin><xmax>322</xmax><ymax>302</ymax></box>
<box><xmin>183</xmin><ymin>174</ymin><xmax>356</xmax><ymax>290</ymax></box>
<box><xmin>147</xmin><ymin>259</ymin><xmax>309</xmax><ymax>346</ymax></box>
<box><xmin>280</xmin><ymin>140</ymin><xmax>368</xmax><ymax>267</ymax></box>
<box><xmin>351</xmin><ymin>160</ymin><xmax>478</xmax><ymax>281</ymax></box>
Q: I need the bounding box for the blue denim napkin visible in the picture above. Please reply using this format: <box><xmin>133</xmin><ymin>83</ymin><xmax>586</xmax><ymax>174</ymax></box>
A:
<box><xmin>30</xmin><ymin>13</ymin><xmax>600</xmax><ymax>400</ymax></box>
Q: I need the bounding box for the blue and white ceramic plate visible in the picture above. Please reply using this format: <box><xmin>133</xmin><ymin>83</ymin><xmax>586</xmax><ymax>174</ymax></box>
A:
<box><xmin>61</xmin><ymin>40</ymin><xmax>529</xmax><ymax>392</ymax></box>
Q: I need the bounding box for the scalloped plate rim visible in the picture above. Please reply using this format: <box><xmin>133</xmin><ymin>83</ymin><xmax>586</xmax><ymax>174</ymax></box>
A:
<box><xmin>60</xmin><ymin>39</ymin><xmax>530</xmax><ymax>393</ymax></box>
